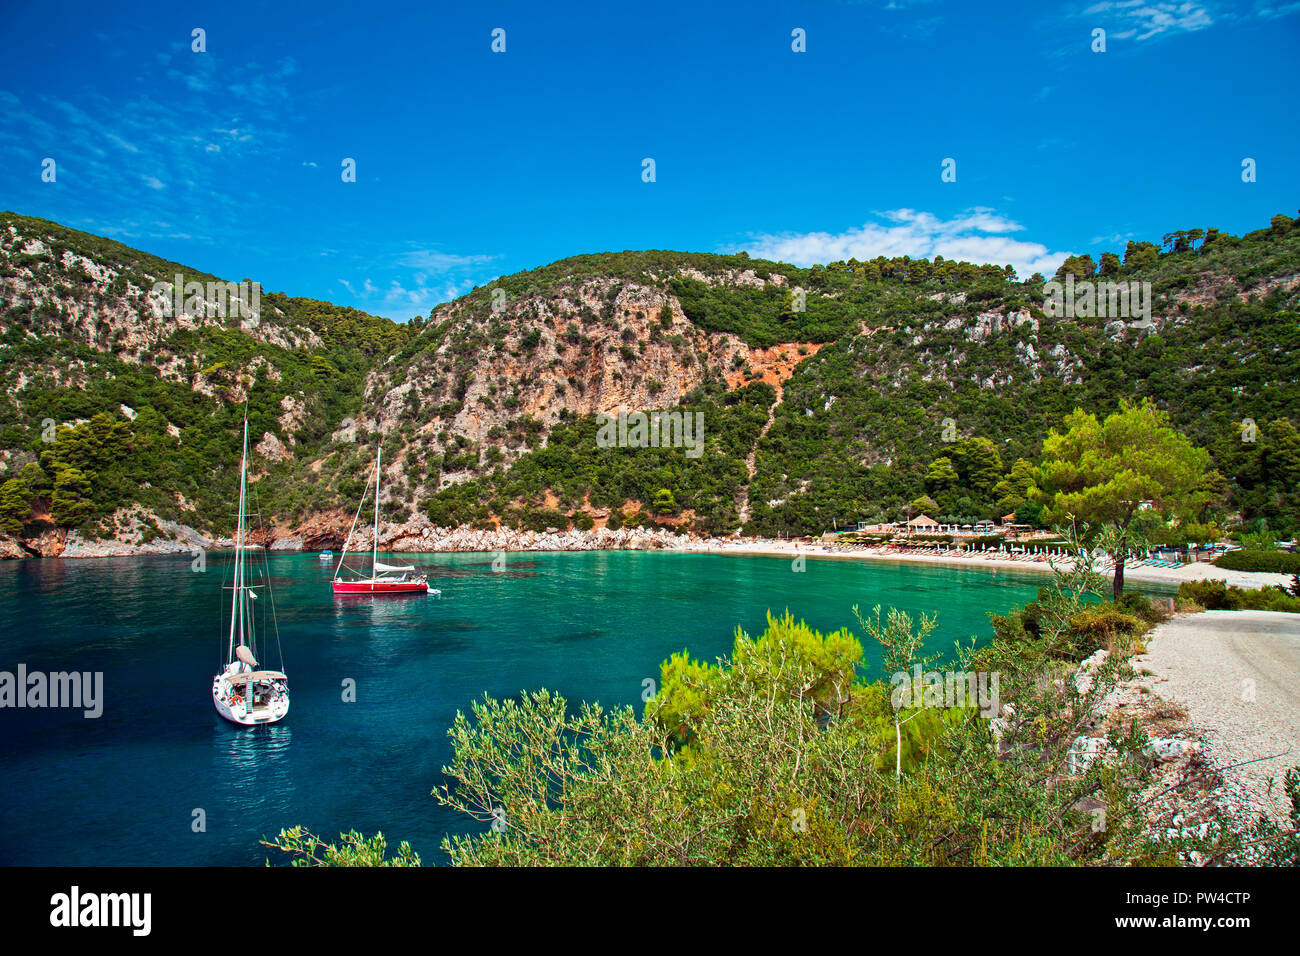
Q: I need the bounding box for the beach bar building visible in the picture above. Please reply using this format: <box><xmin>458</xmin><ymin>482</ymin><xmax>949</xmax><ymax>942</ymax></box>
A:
<box><xmin>906</xmin><ymin>514</ymin><xmax>940</xmax><ymax>533</ymax></box>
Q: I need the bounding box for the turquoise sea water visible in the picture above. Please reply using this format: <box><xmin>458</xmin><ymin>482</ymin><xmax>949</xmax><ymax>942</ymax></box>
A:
<box><xmin>0</xmin><ymin>550</ymin><xmax>1053</xmax><ymax>866</ymax></box>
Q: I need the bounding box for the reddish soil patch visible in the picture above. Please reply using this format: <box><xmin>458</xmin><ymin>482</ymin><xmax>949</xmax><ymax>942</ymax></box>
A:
<box><xmin>725</xmin><ymin>342</ymin><xmax>823</xmax><ymax>395</ymax></box>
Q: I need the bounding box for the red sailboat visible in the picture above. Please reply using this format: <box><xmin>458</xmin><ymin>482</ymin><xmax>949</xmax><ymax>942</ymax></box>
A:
<box><xmin>332</xmin><ymin>444</ymin><xmax>435</xmax><ymax>595</ymax></box>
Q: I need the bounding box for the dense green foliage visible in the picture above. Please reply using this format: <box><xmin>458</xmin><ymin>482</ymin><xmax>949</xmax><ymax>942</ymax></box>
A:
<box><xmin>1031</xmin><ymin>400</ymin><xmax>1211</xmax><ymax>598</ymax></box>
<box><xmin>0</xmin><ymin>211</ymin><xmax>414</xmax><ymax>535</ymax></box>
<box><xmin>425</xmin><ymin>613</ymin><xmax>1162</xmax><ymax>865</ymax></box>
<box><xmin>421</xmin><ymin>382</ymin><xmax>773</xmax><ymax>534</ymax></box>
<box><xmin>1211</xmin><ymin>549</ymin><xmax>1300</xmax><ymax>574</ymax></box>
<box><xmin>1177</xmin><ymin>578</ymin><xmax>1300</xmax><ymax>612</ymax></box>
<box><xmin>2</xmin><ymin>209</ymin><xmax>1297</xmax><ymax>544</ymax></box>
<box><xmin>741</xmin><ymin>214</ymin><xmax>1300</xmax><ymax>536</ymax></box>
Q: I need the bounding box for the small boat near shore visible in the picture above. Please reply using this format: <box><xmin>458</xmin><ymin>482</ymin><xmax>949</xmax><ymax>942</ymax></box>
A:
<box><xmin>332</xmin><ymin>444</ymin><xmax>437</xmax><ymax>596</ymax></box>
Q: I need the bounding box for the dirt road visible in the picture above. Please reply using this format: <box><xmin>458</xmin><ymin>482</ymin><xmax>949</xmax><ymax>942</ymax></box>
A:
<box><xmin>1145</xmin><ymin>610</ymin><xmax>1300</xmax><ymax>823</ymax></box>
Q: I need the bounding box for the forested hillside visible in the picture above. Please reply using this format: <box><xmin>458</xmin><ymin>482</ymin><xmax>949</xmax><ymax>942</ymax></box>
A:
<box><xmin>0</xmin><ymin>211</ymin><xmax>414</xmax><ymax>538</ymax></box>
<box><xmin>745</xmin><ymin>223</ymin><xmax>1300</xmax><ymax>536</ymax></box>
<box><xmin>1</xmin><ymin>208</ymin><xmax>1297</xmax><ymax>552</ymax></box>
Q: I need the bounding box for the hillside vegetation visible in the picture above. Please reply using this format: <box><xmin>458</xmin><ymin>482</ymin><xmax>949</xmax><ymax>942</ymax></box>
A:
<box><xmin>1</xmin><ymin>209</ymin><xmax>1297</xmax><ymax>548</ymax></box>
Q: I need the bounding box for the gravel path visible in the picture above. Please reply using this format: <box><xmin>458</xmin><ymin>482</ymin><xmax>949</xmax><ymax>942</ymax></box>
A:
<box><xmin>1145</xmin><ymin>610</ymin><xmax>1300</xmax><ymax>823</ymax></box>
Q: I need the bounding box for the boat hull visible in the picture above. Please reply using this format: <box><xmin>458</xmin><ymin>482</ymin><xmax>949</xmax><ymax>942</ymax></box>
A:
<box><xmin>332</xmin><ymin>579</ymin><xmax>431</xmax><ymax>594</ymax></box>
<box><xmin>212</xmin><ymin>676</ymin><xmax>289</xmax><ymax>726</ymax></box>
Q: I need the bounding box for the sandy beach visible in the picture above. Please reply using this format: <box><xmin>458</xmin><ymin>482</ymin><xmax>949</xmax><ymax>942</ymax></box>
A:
<box><xmin>13</xmin><ymin>518</ymin><xmax>1293</xmax><ymax>595</ymax></box>
<box><xmin>679</xmin><ymin>539</ymin><xmax>1294</xmax><ymax>591</ymax></box>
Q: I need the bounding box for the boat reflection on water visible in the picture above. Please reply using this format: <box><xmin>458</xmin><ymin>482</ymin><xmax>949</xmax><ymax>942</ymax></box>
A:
<box><xmin>214</xmin><ymin>721</ymin><xmax>294</xmax><ymax>816</ymax></box>
<box><xmin>329</xmin><ymin>589</ymin><xmax>439</xmax><ymax>628</ymax></box>
<box><xmin>217</xmin><ymin>720</ymin><xmax>292</xmax><ymax>770</ymax></box>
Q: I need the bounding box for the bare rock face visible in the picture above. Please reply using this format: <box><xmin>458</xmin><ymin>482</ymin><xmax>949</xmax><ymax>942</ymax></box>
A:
<box><xmin>284</xmin><ymin>509</ymin><xmax>353</xmax><ymax>551</ymax></box>
<box><xmin>215</xmin><ymin>509</ymin><xmax>701</xmax><ymax>556</ymax></box>
<box><xmin>0</xmin><ymin>222</ymin><xmax>324</xmax><ymax>386</ymax></box>
<box><xmin>356</xmin><ymin>271</ymin><xmax>822</xmax><ymax>513</ymax></box>
<box><xmin>24</xmin><ymin>528</ymin><xmax>67</xmax><ymax>557</ymax></box>
<box><xmin>0</xmin><ymin>505</ymin><xmax>215</xmax><ymax>559</ymax></box>
<box><xmin>278</xmin><ymin>393</ymin><xmax>307</xmax><ymax>435</ymax></box>
<box><xmin>0</xmin><ymin>535</ymin><xmax>27</xmax><ymax>559</ymax></box>
<box><xmin>331</xmin><ymin>418</ymin><xmax>358</xmax><ymax>444</ymax></box>
<box><xmin>58</xmin><ymin>507</ymin><xmax>212</xmax><ymax>558</ymax></box>
<box><xmin>256</xmin><ymin>431</ymin><xmax>290</xmax><ymax>462</ymax></box>
<box><xmin>363</xmin><ymin>279</ymin><xmax>729</xmax><ymax>463</ymax></box>
<box><xmin>381</xmin><ymin>520</ymin><xmax>694</xmax><ymax>554</ymax></box>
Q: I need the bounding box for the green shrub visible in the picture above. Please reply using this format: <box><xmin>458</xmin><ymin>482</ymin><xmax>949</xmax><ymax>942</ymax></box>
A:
<box><xmin>1213</xmin><ymin>550</ymin><xmax>1300</xmax><ymax>574</ymax></box>
<box><xmin>517</xmin><ymin>508</ymin><xmax>569</xmax><ymax>533</ymax></box>
<box><xmin>1116</xmin><ymin>591</ymin><xmax>1169</xmax><ymax>625</ymax></box>
<box><xmin>1177</xmin><ymin>579</ymin><xmax>1300</xmax><ymax>613</ymax></box>
<box><xmin>1066</xmin><ymin>606</ymin><xmax>1145</xmax><ymax>652</ymax></box>
<box><xmin>1178</xmin><ymin>579</ymin><xmax>1235</xmax><ymax>609</ymax></box>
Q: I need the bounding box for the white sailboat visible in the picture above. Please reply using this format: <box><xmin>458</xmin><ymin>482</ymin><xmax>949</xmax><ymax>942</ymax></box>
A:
<box><xmin>332</xmin><ymin>444</ymin><xmax>437</xmax><ymax>595</ymax></box>
<box><xmin>212</xmin><ymin>412</ymin><xmax>289</xmax><ymax>726</ymax></box>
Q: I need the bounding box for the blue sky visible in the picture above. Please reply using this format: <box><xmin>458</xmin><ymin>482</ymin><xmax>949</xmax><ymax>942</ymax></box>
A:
<box><xmin>1</xmin><ymin>0</ymin><xmax>1297</xmax><ymax>320</ymax></box>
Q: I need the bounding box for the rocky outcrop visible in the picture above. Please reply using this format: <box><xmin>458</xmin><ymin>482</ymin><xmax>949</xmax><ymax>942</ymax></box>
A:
<box><xmin>1</xmin><ymin>501</ymin><xmax>701</xmax><ymax>558</ymax></box>
<box><xmin>272</xmin><ymin>509</ymin><xmax>353</xmax><ymax>551</ymax></box>
<box><xmin>256</xmin><ymin>431</ymin><xmax>291</xmax><ymax>462</ymax></box>
<box><xmin>11</xmin><ymin>528</ymin><xmax>68</xmax><ymax>557</ymax></box>
<box><xmin>309</xmin><ymin>508</ymin><xmax>694</xmax><ymax>554</ymax></box>
<box><xmin>387</xmin><ymin>523</ymin><xmax>692</xmax><ymax>553</ymax></box>
<box><xmin>60</xmin><ymin>508</ymin><xmax>211</xmax><ymax>558</ymax></box>
<box><xmin>359</xmin><ymin>274</ymin><xmax>820</xmax><ymax>503</ymax></box>
<box><xmin>0</xmin><ymin>222</ymin><xmax>322</xmax><ymax>383</ymax></box>
<box><xmin>0</xmin><ymin>535</ymin><xmax>28</xmax><ymax>559</ymax></box>
<box><xmin>4</xmin><ymin>506</ymin><xmax>211</xmax><ymax>558</ymax></box>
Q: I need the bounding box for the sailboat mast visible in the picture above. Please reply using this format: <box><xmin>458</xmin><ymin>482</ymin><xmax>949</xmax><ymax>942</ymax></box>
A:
<box><xmin>227</xmin><ymin>415</ymin><xmax>249</xmax><ymax>659</ymax></box>
<box><xmin>238</xmin><ymin>416</ymin><xmax>250</xmax><ymax>652</ymax></box>
<box><xmin>372</xmin><ymin>445</ymin><xmax>381</xmax><ymax>576</ymax></box>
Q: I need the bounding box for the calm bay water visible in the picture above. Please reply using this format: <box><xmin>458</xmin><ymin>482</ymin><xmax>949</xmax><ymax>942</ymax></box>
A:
<box><xmin>0</xmin><ymin>550</ymin><xmax>1048</xmax><ymax>866</ymax></box>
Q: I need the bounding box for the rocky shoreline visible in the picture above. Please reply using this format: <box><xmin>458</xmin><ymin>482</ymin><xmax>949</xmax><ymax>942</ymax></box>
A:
<box><xmin>0</xmin><ymin>506</ymin><xmax>705</xmax><ymax>558</ymax></box>
<box><xmin>1</xmin><ymin>507</ymin><xmax>1292</xmax><ymax>592</ymax></box>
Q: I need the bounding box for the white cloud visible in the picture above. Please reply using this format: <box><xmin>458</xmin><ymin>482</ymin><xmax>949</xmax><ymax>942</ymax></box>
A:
<box><xmin>735</xmin><ymin>208</ymin><xmax>1074</xmax><ymax>280</ymax></box>
<box><xmin>0</xmin><ymin>51</ymin><xmax>298</xmax><ymax>251</ymax></box>
<box><xmin>1255</xmin><ymin>2</ymin><xmax>1300</xmax><ymax>19</ymax></box>
<box><xmin>398</xmin><ymin>250</ymin><xmax>497</xmax><ymax>272</ymax></box>
<box><xmin>339</xmin><ymin>248</ymin><xmax>497</xmax><ymax>319</ymax></box>
<box><xmin>1082</xmin><ymin>1</ymin><xmax>1213</xmax><ymax>40</ymax></box>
